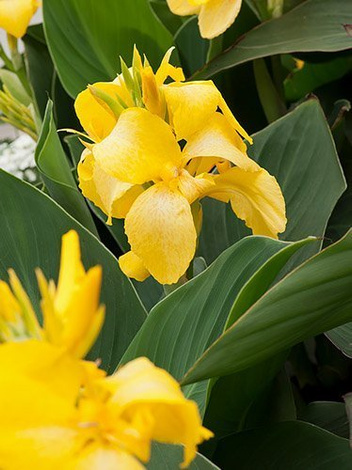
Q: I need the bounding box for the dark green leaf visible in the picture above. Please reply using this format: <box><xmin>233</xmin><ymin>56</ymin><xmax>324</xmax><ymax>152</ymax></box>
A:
<box><xmin>195</xmin><ymin>0</ymin><xmax>352</xmax><ymax>79</ymax></box>
<box><xmin>299</xmin><ymin>402</ymin><xmax>349</xmax><ymax>439</ymax></box>
<box><xmin>213</xmin><ymin>421</ymin><xmax>352</xmax><ymax>469</ymax></box>
<box><xmin>183</xmin><ymin>230</ymin><xmax>352</xmax><ymax>384</ymax></box>
<box><xmin>43</xmin><ymin>0</ymin><xmax>174</xmax><ymax>97</ymax></box>
<box><xmin>148</xmin><ymin>443</ymin><xmax>219</xmax><ymax>470</ymax></box>
<box><xmin>0</xmin><ymin>170</ymin><xmax>146</xmax><ymax>372</ymax></box>
<box><xmin>35</xmin><ymin>100</ymin><xmax>97</xmax><ymax>234</ymax></box>
<box><xmin>121</xmin><ymin>236</ymin><xmax>311</xmax><ymax>389</ymax></box>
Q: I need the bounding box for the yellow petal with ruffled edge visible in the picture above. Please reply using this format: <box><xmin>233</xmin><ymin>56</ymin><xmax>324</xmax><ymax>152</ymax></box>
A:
<box><xmin>124</xmin><ymin>183</ymin><xmax>197</xmax><ymax>284</ymax></box>
<box><xmin>183</xmin><ymin>113</ymin><xmax>257</xmax><ymax>171</ymax></box>
<box><xmin>119</xmin><ymin>251</ymin><xmax>150</xmax><ymax>282</ymax></box>
<box><xmin>75</xmin><ymin>81</ymin><xmax>131</xmax><ymax>142</ymax></box>
<box><xmin>0</xmin><ymin>0</ymin><xmax>40</xmax><ymax>38</ymax></box>
<box><xmin>198</xmin><ymin>0</ymin><xmax>243</xmax><ymax>39</ymax></box>
<box><xmin>166</xmin><ymin>0</ymin><xmax>201</xmax><ymax>15</ymax></box>
<box><xmin>205</xmin><ymin>167</ymin><xmax>286</xmax><ymax>238</ymax></box>
<box><xmin>78</xmin><ymin>150</ymin><xmax>143</xmax><ymax>224</ymax></box>
<box><xmin>68</xmin><ymin>444</ymin><xmax>145</xmax><ymax>470</ymax></box>
<box><xmin>105</xmin><ymin>357</ymin><xmax>213</xmax><ymax>468</ymax></box>
<box><xmin>93</xmin><ymin>108</ymin><xmax>183</xmax><ymax>185</ymax></box>
<box><xmin>163</xmin><ymin>80</ymin><xmax>252</xmax><ymax>143</ymax></box>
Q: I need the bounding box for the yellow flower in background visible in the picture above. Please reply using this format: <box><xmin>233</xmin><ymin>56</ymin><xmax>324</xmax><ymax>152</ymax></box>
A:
<box><xmin>0</xmin><ymin>230</ymin><xmax>104</xmax><ymax>358</ymax></box>
<box><xmin>0</xmin><ymin>341</ymin><xmax>212</xmax><ymax>469</ymax></box>
<box><xmin>0</xmin><ymin>0</ymin><xmax>41</xmax><ymax>38</ymax></box>
<box><xmin>166</xmin><ymin>0</ymin><xmax>243</xmax><ymax>39</ymax></box>
<box><xmin>74</xmin><ymin>48</ymin><xmax>286</xmax><ymax>285</ymax></box>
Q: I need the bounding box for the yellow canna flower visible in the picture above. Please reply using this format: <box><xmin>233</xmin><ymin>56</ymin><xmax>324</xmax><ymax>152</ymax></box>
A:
<box><xmin>166</xmin><ymin>0</ymin><xmax>243</xmax><ymax>39</ymax></box>
<box><xmin>0</xmin><ymin>341</ymin><xmax>212</xmax><ymax>469</ymax></box>
<box><xmin>0</xmin><ymin>230</ymin><xmax>105</xmax><ymax>358</ymax></box>
<box><xmin>74</xmin><ymin>49</ymin><xmax>286</xmax><ymax>285</ymax></box>
<box><xmin>0</xmin><ymin>0</ymin><xmax>41</xmax><ymax>39</ymax></box>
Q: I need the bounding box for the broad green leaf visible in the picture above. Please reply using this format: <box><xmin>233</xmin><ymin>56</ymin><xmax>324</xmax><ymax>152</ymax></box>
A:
<box><xmin>285</xmin><ymin>56</ymin><xmax>352</xmax><ymax>102</ymax></box>
<box><xmin>199</xmin><ymin>99</ymin><xmax>346</xmax><ymax>264</ymax></box>
<box><xmin>213</xmin><ymin>421</ymin><xmax>352</xmax><ymax>469</ymax></box>
<box><xmin>174</xmin><ymin>17</ymin><xmax>208</xmax><ymax>77</ymax></box>
<box><xmin>23</xmin><ymin>25</ymin><xmax>54</xmax><ymax>118</ymax></box>
<box><xmin>35</xmin><ymin>100</ymin><xmax>97</xmax><ymax>234</ymax></box>
<box><xmin>121</xmin><ymin>236</ymin><xmax>311</xmax><ymax>385</ymax></box>
<box><xmin>43</xmin><ymin>0</ymin><xmax>174</xmax><ymax>97</ymax></box>
<box><xmin>0</xmin><ymin>170</ymin><xmax>146</xmax><ymax>372</ymax></box>
<box><xmin>150</xmin><ymin>0</ymin><xmax>183</xmax><ymax>36</ymax></box>
<box><xmin>299</xmin><ymin>402</ymin><xmax>349</xmax><ymax>439</ymax></box>
<box><xmin>326</xmin><ymin>325</ymin><xmax>352</xmax><ymax>358</ymax></box>
<box><xmin>195</xmin><ymin>0</ymin><xmax>352</xmax><ymax>79</ymax></box>
<box><xmin>183</xmin><ymin>230</ymin><xmax>352</xmax><ymax>384</ymax></box>
<box><xmin>148</xmin><ymin>444</ymin><xmax>219</xmax><ymax>469</ymax></box>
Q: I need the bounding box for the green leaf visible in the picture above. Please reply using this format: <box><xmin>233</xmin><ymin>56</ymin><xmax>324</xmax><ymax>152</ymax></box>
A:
<box><xmin>213</xmin><ymin>421</ymin><xmax>352</xmax><ymax>469</ymax></box>
<box><xmin>174</xmin><ymin>17</ymin><xmax>208</xmax><ymax>77</ymax></box>
<box><xmin>148</xmin><ymin>444</ymin><xmax>219</xmax><ymax>469</ymax></box>
<box><xmin>183</xmin><ymin>230</ymin><xmax>352</xmax><ymax>385</ymax></box>
<box><xmin>43</xmin><ymin>0</ymin><xmax>174</xmax><ymax>97</ymax></box>
<box><xmin>35</xmin><ymin>100</ymin><xmax>97</xmax><ymax>234</ymax></box>
<box><xmin>23</xmin><ymin>24</ymin><xmax>54</xmax><ymax>118</ymax></box>
<box><xmin>0</xmin><ymin>170</ymin><xmax>146</xmax><ymax>371</ymax></box>
<box><xmin>326</xmin><ymin>324</ymin><xmax>352</xmax><ymax>358</ymax></box>
<box><xmin>121</xmin><ymin>236</ymin><xmax>311</xmax><ymax>385</ymax></box>
<box><xmin>150</xmin><ymin>0</ymin><xmax>183</xmax><ymax>36</ymax></box>
<box><xmin>299</xmin><ymin>402</ymin><xmax>349</xmax><ymax>439</ymax></box>
<box><xmin>199</xmin><ymin>99</ymin><xmax>346</xmax><ymax>264</ymax></box>
<box><xmin>285</xmin><ymin>56</ymin><xmax>352</xmax><ymax>102</ymax></box>
<box><xmin>195</xmin><ymin>0</ymin><xmax>352</xmax><ymax>79</ymax></box>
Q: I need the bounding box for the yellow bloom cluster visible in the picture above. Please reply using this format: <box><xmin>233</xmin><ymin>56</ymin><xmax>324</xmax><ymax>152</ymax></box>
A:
<box><xmin>166</xmin><ymin>0</ymin><xmax>243</xmax><ymax>39</ymax></box>
<box><xmin>75</xmin><ymin>48</ymin><xmax>287</xmax><ymax>285</ymax></box>
<box><xmin>0</xmin><ymin>0</ymin><xmax>41</xmax><ymax>38</ymax></box>
<box><xmin>0</xmin><ymin>231</ymin><xmax>212</xmax><ymax>469</ymax></box>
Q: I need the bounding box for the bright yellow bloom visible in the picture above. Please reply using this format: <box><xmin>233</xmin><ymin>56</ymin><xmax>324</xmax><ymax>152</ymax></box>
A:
<box><xmin>166</xmin><ymin>0</ymin><xmax>243</xmax><ymax>39</ymax></box>
<box><xmin>0</xmin><ymin>0</ymin><xmax>41</xmax><ymax>38</ymax></box>
<box><xmin>75</xmin><ymin>49</ymin><xmax>286</xmax><ymax>285</ymax></box>
<box><xmin>0</xmin><ymin>230</ymin><xmax>104</xmax><ymax>358</ymax></box>
<box><xmin>0</xmin><ymin>341</ymin><xmax>212</xmax><ymax>469</ymax></box>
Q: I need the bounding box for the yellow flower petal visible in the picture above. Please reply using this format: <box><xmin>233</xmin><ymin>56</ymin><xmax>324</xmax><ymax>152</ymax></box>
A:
<box><xmin>78</xmin><ymin>150</ymin><xmax>143</xmax><ymax>224</ymax></box>
<box><xmin>93</xmin><ymin>108</ymin><xmax>183</xmax><ymax>185</ymax></box>
<box><xmin>166</xmin><ymin>0</ymin><xmax>201</xmax><ymax>15</ymax></box>
<box><xmin>183</xmin><ymin>112</ymin><xmax>258</xmax><ymax>171</ymax></box>
<box><xmin>38</xmin><ymin>230</ymin><xmax>104</xmax><ymax>358</ymax></box>
<box><xmin>124</xmin><ymin>183</ymin><xmax>197</xmax><ymax>284</ymax></box>
<box><xmin>68</xmin><ymin>444</ymin><xmax>145</xmax><ymax>470</ymax></box>
<box><xmin>198</xmin><ymin>0</ymin><xmax>243</xmax><ymax>39</ymax></box>
<box><xmin>75</xmin><ymin>82</ymin><xmax>131</xmax><ymax>142</ymax></box>
<box><xmin>0</xmin><ymin>340</ymin><xmax>82</xmax><ymax>428</ymax></box>
<box><xmin>163</xmin><ymin>80</ymin><xmax>252</xmax><ymax>143</ymax></box>
<box><xmin>170</xmin><ymin>169</ymin><xmax>214</xmax><ymax>204</ymax></box>
<box><xmin>0</xmin><ymin>427</ymin><xmax>81</xmax><ymax>470</ymax></box>
<box><xmin>107</xmin><ymin>357</ymin><xmax>213</xmax><ymax>468</ymax></box>
<box><xmin>55</xmin><ymin>230</ymin><xmax>86</xmax><ymax>314</ymax></box>
<box><xmin>205</xmin><ymin>167</ymin><xmax>287</xmax><ymax>238</ymax></box>
<box><xmin>163</xmin><ymin>81</ymin><xmax>220</xmax><ymax>140</ymax></box>
<box><xmin>155</xmin><ymin>47</ymin><xmax>185</xmax><ymax>86</ymax></box>
<box><xmin>119</xmin><ymin>251</ymin><xmax>150</xmax><ymax>282</ymax></box>
<box><xmin>0</xmin><ymin>0</ymin><xmax>40</xmax><ymax>38</ymax></box>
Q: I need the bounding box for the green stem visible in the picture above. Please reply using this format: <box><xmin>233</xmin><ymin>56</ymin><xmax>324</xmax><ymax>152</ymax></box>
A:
<box><xmin>253</xmin><ymin>58</ymin><xmax>286</xmax><ymax>124</ymax></box>
<box><xmin>207</xmin><ymin>35</ymin><xmax>223</xmax><ymax>62</ymax></box>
